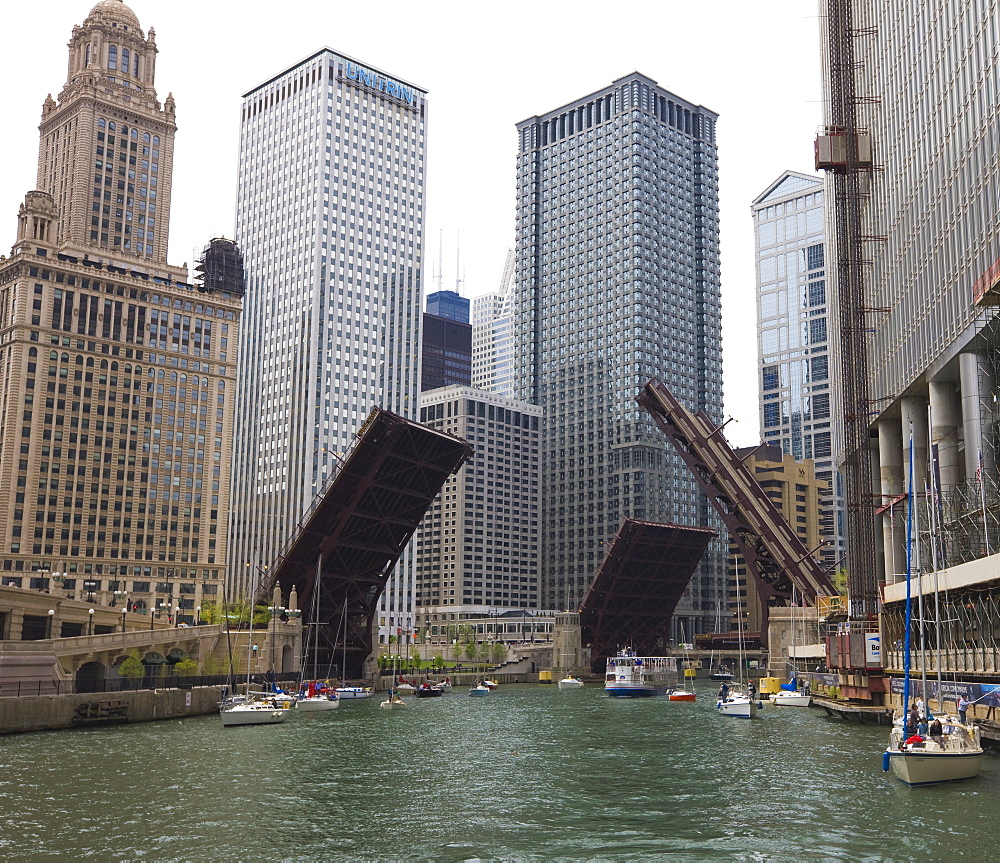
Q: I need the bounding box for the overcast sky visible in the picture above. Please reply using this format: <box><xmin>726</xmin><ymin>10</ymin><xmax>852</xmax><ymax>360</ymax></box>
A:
<box><xmin>0</xmin><ymin>0</ymin><xmax>824</xmax><ymax>447</ymax></box>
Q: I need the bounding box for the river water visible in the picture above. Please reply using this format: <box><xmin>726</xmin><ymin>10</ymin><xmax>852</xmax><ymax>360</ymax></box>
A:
<box><xmin>1</xmin><ymin>683</ymin><xmax>997</xmax><ymax>861</ymax></box>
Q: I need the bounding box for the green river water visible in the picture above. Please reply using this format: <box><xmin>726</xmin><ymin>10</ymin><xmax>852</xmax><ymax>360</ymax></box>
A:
<box><xmin>0</xmin><ymin>683</ymin><xmax>997</xmax><ymax>861</ymax></box>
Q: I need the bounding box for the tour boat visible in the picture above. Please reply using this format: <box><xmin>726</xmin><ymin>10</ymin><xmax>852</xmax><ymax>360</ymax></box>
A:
<box><xmin>557</xmin><ymin>676</ymin><xmax>585</xmax><ymax>689</ymax></box>
<box><xmin>604</xmin><ymin>648</ymin><xmax>678</xmax><ymax>697</ymax></box>
<box><xmin>883</xmin><ymin>432</ymin><xmax>984</xmax><ymax>785</ymax></box>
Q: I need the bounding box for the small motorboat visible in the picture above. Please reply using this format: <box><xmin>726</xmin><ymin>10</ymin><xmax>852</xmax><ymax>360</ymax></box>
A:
<box><xmin>469</xmin><ymin>684</ymin><xmax>490</xmax><ymax>697</ymax></box>
<box><xmin>395</xmin><ymin>682</ymin><xmax>417</xmax><ymax>692</ymax></box>
<box><xmin>770</xmin><ymin>689</ymin><xmax>811</xmax><ymax>707</ymax></box>
<box><xmin>557</xmin><ymin>676</ymin><xmax>585</xmax><ymax>689</ymax></box>
<box><xmin>717</xmin><ymin>692</ymin><xmax>760</xmax><ymax>719</ymax></box>
<box><xmin>220</xmin><ymin>700</ymin><xmax>288</xmax><ymax>727</ymax></box>
<box><xmin>415</xmin><ymin>683</ymin><xmax>444</xmax><ymax>698</ymax></box>
<box><xmin>482</xmin><ymin>679</ymin><xmax>499</xmax><ymax>690</ymax></box>
<box><xmin>667</xmin><ymin>688</ymin><xmax>696</xmax><ymax>702</ymax></box>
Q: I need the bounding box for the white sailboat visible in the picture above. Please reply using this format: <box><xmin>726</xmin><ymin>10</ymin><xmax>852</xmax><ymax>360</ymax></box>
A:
<box><xmin>334</xmin><ymin>599</ymin><xmax>373</xmax><ymax>700</ymax></box>
<box><xmin>717</xmin><ymin>577</ymin><xmax>760</xmax><ymax>719</ymax></box>
<box><xmin>380</xmin><ymin>655</ymin><xmax>407</xmax><ymax>710</ymax></box>
<box><xmin>297</xmin><ymin>555</ymin><xmax>340</xmax><ymax>712</ymax></box>
<box><xmin>770</xmin><ymin>587</ymin><xmax>811</xmax><ymax>707</ymax></box>
<box><xmin>883</xmin><ymin>427</ymin><xmax>983</xmax><ymax>785</ymax></box>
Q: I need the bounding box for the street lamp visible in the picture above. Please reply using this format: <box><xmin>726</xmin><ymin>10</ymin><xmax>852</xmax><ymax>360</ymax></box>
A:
<box><xmin>88</xmin><ymin>607</ymin><xmax>95</xmax><ymax>636</ymax></box>
<box><xmin>47</xmin><ymin>609</ymin><xmax>55</xmax><ymax>639</ymax></box>
<box><xmin>174</xmin><ymin>606</ymin><xmax>180</xmax><ymax>627</ymax></box>
<box><xmin>121</xmin><ymin>607</ymin><xmax>127</xmax><ymax>633</ymax></box>
<box><xmin>83</xmin><ymin>579</ymin><xmax>97</xmax><ymax>602</ymax></box>
<box><xmin>112</xmin><ymin>589</ymin><xmax>128</xmax><ymax>608</ymax></box>
<box><xmin>195</xmin><ymin>606</ymin><xmax>201</xmax><ymax>626</ymax></box>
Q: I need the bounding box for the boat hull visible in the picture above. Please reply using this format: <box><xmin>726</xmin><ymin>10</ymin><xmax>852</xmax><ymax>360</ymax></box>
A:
<box><xmin>606</xmin><ymin>686</ymin><xmax>662</xmax><ymax>697</ymax></box>
<box><xmin>887</xmin><ymin>750</ymin><xmax>984</xmax><ymax>785</ymax></box>
<box><xmin>668</xmin><ymin>690</ymin><xmax>696</xmax><ymax>702</ymax></box>
<box><xmin>335</xmin><ymin>687</ymin><xmax>373</xmax><ymax>699</ymax></box>
<box><xmin>717</xmin><ymin>697</ymin><xmax>759</xmax><ymax>718</ymax></box>
<box><xmin>297</xmin><ymin>696</ymin><xmax>340</xmax><ymax>711</ymax></box>
<box><xmin>220</xmin><ymin>705</ymin><xmax>287</xmax><ymax>727</ymax></box>
<box><xmin>558</xmin><ymin>678</ymin><xmax>584</xmax><ymax>689</ymax></box>
<box><xmin>415</xmin><ymin>687</ymin><xmax>444</xmax><ymax>697</ymax></box>
<box><xmin>469</xmin><ymin>686</ymin><xmax>490</xmax><ymax>697</ymax></box>
<box><xmin>770</xmin><ymin>692</ymin><xmax>811</xmax><ymax>707</ymax></box>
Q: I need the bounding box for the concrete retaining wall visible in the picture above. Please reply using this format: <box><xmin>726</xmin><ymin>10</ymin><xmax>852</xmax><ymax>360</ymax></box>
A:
<box><xmin>0</xmin><ymin>686</ymin><xmax>221</xmax><ymax>735</ymax></box>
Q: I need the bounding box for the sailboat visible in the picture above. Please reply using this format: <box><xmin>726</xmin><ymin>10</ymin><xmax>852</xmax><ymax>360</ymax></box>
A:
<box><xmin>335</xmin><ymin>600</ymin><xmax>373</xmax><ymax>699</ymax></box>
<box><xmin>716</xmin><ymin>575</ymin><xmax>760</xmax><ymax>719</ymax></box>
<box><xmin>883</xmin><ymin>428</ymin><xmax>983</xmax><ymax>785</ymax></box>
<box><xmin>380</xmin><ymin>654</ymin><xmax>407</xmax><ymax>710</ymax></box>
<box><xmin>708</xmin><ymin>602</ymin><xmax>733</xmax><ymax>681</ymax></box>
<box><xmin>770</xmin><ymin>587</ymin><xmax>811</xmax><ymax>707</ymax></box>
<box><xmin>297</xmin><ymin>556</ymin><xmax>339</xmax><ymax>712</ymax></box>
<box><xmin>220</xmin><ymin>635</ymin><xmax>288</xmax><ymax>727</ymax></box>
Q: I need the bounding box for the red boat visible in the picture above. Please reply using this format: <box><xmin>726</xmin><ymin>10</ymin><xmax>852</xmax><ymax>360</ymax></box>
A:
<box><xmin>667</xmin><ymin>688</ymin><xmax>697</xmax><ymax>702</ymax></box>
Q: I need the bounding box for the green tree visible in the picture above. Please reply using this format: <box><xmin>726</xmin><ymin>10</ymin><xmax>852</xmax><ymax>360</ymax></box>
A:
<box><xmin>117</xmin><ymin>652</ymin><xmax>145</xmax><ymax>681</ymax></box>
<box><xmin>377</xmin><ymin>653</ymin><xmax>392</xmax><ymax>673</ymax></box>
<box><xmin>431</xmin><ymin>653</ymin><xmax>445</xmax><ymax>671</ymax></box>
<box><xmin>464</xmin><ymin>641</ymin><xmax>480</xmax><ymax>665</ymax></box>
<box><xmin>409</xmin><ymin>646</ymin><xmax>422</xmax><ymax>671</ymax></box>
<box><xmin>201</xmin><ymin>653</ymin><xmax>224</xmax><ymax>675</ymax></box>
<box><xmin>490</xmin><ymin>642</ymin><xmax>507</xmax><ymax>666</ymax></box>
<box><xmin>173</xmin><ymin>657</ymin><xmax>198</xmax><ymax>676</ymax></box>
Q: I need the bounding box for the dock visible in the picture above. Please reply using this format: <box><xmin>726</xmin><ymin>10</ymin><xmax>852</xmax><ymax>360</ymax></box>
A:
<box><xmin>810</xmin><ymin>696</ymin><xmax>893</xmax><ymax>725</ymax></box>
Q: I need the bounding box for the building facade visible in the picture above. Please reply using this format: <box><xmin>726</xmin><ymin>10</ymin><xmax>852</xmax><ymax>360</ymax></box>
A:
<box><xmin>421</xmin><ymin>312</ymin><xmax>471</xmax><ymax>392</ymax></box>
<box><xmin>472</xmin><ymin>249</ymin><xmax>515</xmax><ymax>396</ymax></box>
<box><xmin>414</xmin><ymin>386</ymin><xmax>541</xmax><ymax>629</ymax></box>
<box><xmin>821</xmin><ymin>1</ymin><xmax>1000</xmax><ymax>583</ymax></box>
<box><xmin>729</xmin><ymin>446</ymin><xmax>828</xmax><ymax>635</ymax></box>
<box><xmin>752</xmin><ymin>171</ymin><xmax>845</xmax><ymax>574</ymax></box>
<box><xmin>513</xmin><ymin>73</ymin><xmax>726</xmax><ymax>634</ymax></box>
<box><xmin>426</xmin><ymin>289</ymin><xmax>469</xmax><ymax>323</ymax></box>
<box><xmin>0</xmin><ymin>0</ymin><xmax>241</xmax><ymax>621</ymax></box>
<box><xmin>229</xmin><ymin>50</ymin><xmax>427</xmax><ymax>639</ymax></box>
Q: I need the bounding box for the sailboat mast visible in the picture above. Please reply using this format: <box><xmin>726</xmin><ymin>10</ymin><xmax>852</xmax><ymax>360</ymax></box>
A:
<box><xmin>902</xmin><ymin>428</ymin><xmax>915</xmax><ymax>726</ymax></box>
<box><xmin>912</xmin><ymin>440</ymin><xmax>929</xmax><ymax>726</ymax></box>
<box><xmin>927</xmin><ymin>405</ymin><xmax>945</xmax><ymax>716</ymax></box>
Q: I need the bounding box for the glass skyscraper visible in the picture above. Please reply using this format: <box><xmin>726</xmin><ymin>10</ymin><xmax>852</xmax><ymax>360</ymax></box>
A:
<box><xmin>229</xmin><ymin>50</ymin><xmax>427</xmax><ymax>636</ymax></box>
<box><xmin>752</xmin><ymin>170</ymin><xmax>844</xmax><ymax>572</ymax></box>
<box><xmin>472</xmin><ymin>250</ymin><xmax>515</xmax><ymax>396</ymax></box>
<box><xmin>513</xmin><ymin>73</ymin><xmax>726</xmax><ymax>634</ymax></box>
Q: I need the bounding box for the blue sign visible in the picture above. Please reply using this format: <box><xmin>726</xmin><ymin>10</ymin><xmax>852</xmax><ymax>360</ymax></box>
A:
<box><xmin>344</xmin><ymin>62</ymin><xmax>414</xmax><ymax>105</ymax></box>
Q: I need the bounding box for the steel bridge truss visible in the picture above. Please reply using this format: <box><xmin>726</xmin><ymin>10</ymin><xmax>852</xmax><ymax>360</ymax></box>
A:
<box><xmin>636</xmin><ymin>380</ymin><xmax>836</xmax><ymax>641</ymax></box>
<box><xmin>580</xmin><ymin>517</ymin><xmax>717</xmax><ymax>671</ymax></box>
<box><xmin>258</xmin><ymin>408</ymin><xmax>473</xmax><ymax>678</ymax></box>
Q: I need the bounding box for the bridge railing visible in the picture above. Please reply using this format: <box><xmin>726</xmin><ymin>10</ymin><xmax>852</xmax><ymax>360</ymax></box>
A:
<box><xmin>0</xmin><ymin>672</ymin><xmax>302</xmax><ymax>698</ymax></box>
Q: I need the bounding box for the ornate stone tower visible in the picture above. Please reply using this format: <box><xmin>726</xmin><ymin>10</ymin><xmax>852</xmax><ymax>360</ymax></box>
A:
<box><xmin>36</xmin><ymin>0</ymin><xmax>176</xmax><ymax>263</ymax></box>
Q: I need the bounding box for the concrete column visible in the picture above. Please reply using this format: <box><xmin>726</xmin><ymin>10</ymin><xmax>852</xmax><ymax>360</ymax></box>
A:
<box><xmin>901</xmin><ymin>396</ymin><xmax>929</xmax><ymax>491</ymax></box>
<box><xmin>929</xmin><ymin>379</ymin><xmax>962</xmax><ymax>491</ymax></box>
<box><xmin>871</xmin><ymin>438</ymin><xmax>886</xmax><ymax>588</ymax></box>
<box><xmin>960</xmin><ymin>352</ymin><xmax>994</xmax><ymax>480</ymax></box>
<box><xmin>878</xmin><ymin>420</ymin><xmax>905</xmax><ymax>584</ymax></box>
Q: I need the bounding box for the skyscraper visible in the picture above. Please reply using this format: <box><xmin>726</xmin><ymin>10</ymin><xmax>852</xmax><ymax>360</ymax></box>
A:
<box><xmin>0</xmin><ymin>0</ymin><xmax>241</xmax><ymax>616</ymax></box>
<box><xmin>513</xmin><ymin>73</ymin><xmax>726</xmax><ymax>634</ymax></box>
<box><xmin>820</xmin><ymin>0</ymin><xmax>1000</xmax><ymax>584</ymax></box>
<box><xmin>426</xmin><ymin>289</ymin><xmax>469</xmax><ymax>323</ymax></box>
<box><xmin>752</xmin><ymin>171</ymin><xmax>844</xmax><ymax>572</ymax></box>
<box><xmin>229</xmin><ymin>52</ymin><xmax>427</xmax><ymax>637</ymax></box>
<box><xmin>472</xmin><ymin>250</ymin><xmax>515</xmax><ymax>396</ymax></box>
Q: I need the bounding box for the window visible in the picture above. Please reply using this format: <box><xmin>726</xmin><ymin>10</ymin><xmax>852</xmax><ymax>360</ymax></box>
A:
<box><xmin>814</xmin><ymin>432</ymin><xmax>832</xmax><ymax>458</ymax></box>
<box><xmin>763</xmin><ymin>403</ymin><xmax>780</xmax><ymax>428</ymax></box>
<box><xmin>808</xmin><ymin>318</ymin><xmax>827</xmax><ymax>344</ymax></box>
<box><xmin>812</xmin><ymin>393</ymin><xmax>830</xmax><ymax>419</ymax></box>
<box><xmin>808</xmin><ymin>280</ymin><xmax>825</xmax><ymax>307</ymax></box>
<box><xmin>810</xmin><ymin>355</ymin><xmax>829</xmax><ymax>381</ymax></box>
<box><xmin>762</xmin><ymin>365</ymin><xmax>779</xmax><ymax>391</ymax></box>
<box><xmin>108</xmin><ymin>45</ymin><xmax>117</xmax><ymax>70</ymax></box>
<box><xmin>807</xmin><ymin>243</ymin><xmax>824</xmax><ymax>270</ymax></box>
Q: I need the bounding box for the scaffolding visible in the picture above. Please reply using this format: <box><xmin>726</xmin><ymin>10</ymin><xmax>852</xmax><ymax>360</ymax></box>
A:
<box><xmin>194</xmin><ymin>237</ymin><xmax>246</xmax><ymax>296</ymax></box>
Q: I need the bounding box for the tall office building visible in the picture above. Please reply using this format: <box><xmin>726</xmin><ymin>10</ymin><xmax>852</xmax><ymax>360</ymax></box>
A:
<box><xmin>513</xmin><ymin>73</ymin><xmax>726</xmax><ymax>634</ymax></box>
<box><xmin>230</xmin><ymin>51</ymin><xmax>427</xmax><ymax>637</ymax></box>
<box><xmin>426</xmin><ymin>289</ymin><xmax>469</xmax><ymax>323</ymax></box>
<box><xmin>752</xmin><ymin>171</ymin><xmax>844</xmax><ymax>573</ymax></box>
<box><xmin>729</xmin><ymin>446</ymin><xmax>828</xmax><ymax>635</ymax></box>
<box><xmin>414</xmin><ymin>386</ymin><xmax>541</xmax><ymax>627</ymax></box>
<box><xmin>472</xmin><ymin>250</ymin><xmax>515</xmax><ymax>396</ymax></box>
<box><xmin>0</xmin><ymin>0</ymin><xmax>242</xmax><ymax>617</ymax></box>
<box><xmin>821</xmin><ymin>1</ymin><xmax>1000</xmax><ymax>583</ymax></box>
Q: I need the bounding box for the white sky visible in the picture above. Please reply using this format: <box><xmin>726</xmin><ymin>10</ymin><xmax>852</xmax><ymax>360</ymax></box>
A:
<box><xmin>0</xmin><ymin>0</ymin><xmax>824</xmax><ymax>447</ymax></box>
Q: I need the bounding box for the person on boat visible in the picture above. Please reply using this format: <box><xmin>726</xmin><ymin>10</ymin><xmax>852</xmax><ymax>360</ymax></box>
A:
<box><xmin>906</xmin><ymin>706</ymin><xmax>920</xmax><ymax>736</ymax></box>
<box><xmin>717</xmin><ymin>682</ymin><xmax>730</xmax><ymax>701</ymax></box>
<box><xmin>958</xmin><ymin>694</ymin><xmax>970</xmax><ymax>724</ymax></box>
<box><xmin>748</xmin><ymin>682</ymin><xmax>757</xmax><ymax>700</ymax></box>
<box><xmin>802</xmin><ymin>680</ymin><xmax>811</xmax><ymax>697</ymax></box>
<box><xmin>928</xmin><ymin>717</ymin><xmax>943</xmax><ymax>740</ymax></box>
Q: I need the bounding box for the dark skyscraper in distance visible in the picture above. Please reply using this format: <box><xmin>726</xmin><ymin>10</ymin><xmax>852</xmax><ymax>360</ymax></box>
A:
<box><xmin>421</xmin><ymin>313</ymin><xmax>472</xmax><ymax>391</ymax></box>
<box><xmin>426</xmin><ymin>289</ymin><xmax>470</xmax><ymax>323</ymax></box>
<box><xmin>513</xmin><ymin>72</ymin><xmax>725</xmax><ymax>634</ymax></box>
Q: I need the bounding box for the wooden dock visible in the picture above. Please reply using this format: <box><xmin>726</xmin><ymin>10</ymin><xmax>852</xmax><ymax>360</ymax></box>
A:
<box><xmin>810</xmin><ymin>696</ymin><xmax>893</xmax><ymax>725</ymax></box>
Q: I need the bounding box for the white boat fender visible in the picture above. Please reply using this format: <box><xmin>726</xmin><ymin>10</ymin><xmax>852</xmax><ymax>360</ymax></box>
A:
<box><xmin>882</xmin><ymin>751</ymin><xmax>891</xmax><ymax>772</ymax></box>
